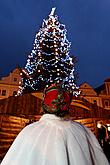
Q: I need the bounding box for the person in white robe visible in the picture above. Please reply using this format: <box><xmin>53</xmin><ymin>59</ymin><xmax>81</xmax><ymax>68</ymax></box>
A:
<box><xmin>1</xmin><ymin>84</ymin><xmax>109</xmax><ymax>165</ymax></box>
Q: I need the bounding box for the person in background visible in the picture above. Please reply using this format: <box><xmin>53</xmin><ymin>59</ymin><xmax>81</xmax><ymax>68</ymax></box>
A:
<box><xmin>1</xmin><ymin>83</ymin><xmax>109</xmax><ymax>165</ymax></box>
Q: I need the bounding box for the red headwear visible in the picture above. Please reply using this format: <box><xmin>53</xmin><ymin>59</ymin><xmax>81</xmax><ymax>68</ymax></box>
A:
<box><xmin>42</xmin><ymin>84</ymin><xmax>71</xmax><ymax>117</ymax></box>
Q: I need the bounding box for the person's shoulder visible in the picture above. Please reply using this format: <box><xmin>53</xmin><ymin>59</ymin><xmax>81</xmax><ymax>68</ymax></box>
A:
<box><xmin>70</xmin><ymin>121</ymin><xmax>98</xmax><ymax>141</ymax></box>
<box><xmin>18</xmin><ymin>121</ymin><xmax>39</xmax><ymax>135</ymax></box>
<box><xmin>58</xmin><ymin>119</ymin><xmax>85</xmax><ymax>132</ymax></box>
<box><xmin>69</xmin><ymin>120</ymin><xmax>85</xmax><ymax>129</ymax></box>
<box><xmin>67</xmin><ymin>120</ymin><xmax>92</xmax><ymax>135</ymax></box>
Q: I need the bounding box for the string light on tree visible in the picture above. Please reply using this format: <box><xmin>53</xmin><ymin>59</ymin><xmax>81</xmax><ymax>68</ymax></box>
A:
<box><xmin>19</xmin><ymin>8</ymin><xmax>79</xmax><ymax>96</ymax></box>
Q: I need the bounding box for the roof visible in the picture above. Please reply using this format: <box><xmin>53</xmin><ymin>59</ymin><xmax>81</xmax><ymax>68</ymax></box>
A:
<box><xmin>104</xmin><ymin>78</ymin><xmax>110</xmax><ymax>82</ymax></box>
<box><xmin>94</xmin><ymin>84</ymin><xmax>105</xmax><ymax>95</ymax></box>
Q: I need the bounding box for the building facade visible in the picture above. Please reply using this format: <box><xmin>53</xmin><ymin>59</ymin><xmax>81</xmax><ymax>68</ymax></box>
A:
<box><xmin>0</xmin><ymin>67</ymin><xmax>110</xmax><ymax>111</ymax></box>
<box><xmin>0</xmin><ymin>67</ymin><xmax>21</xmax><ymax>99</ymax></box>
<box><xmin>79</xmin><ymin>82</ymin><xmax>102</xmax><ymax>107</ymax></box>
<box><xmin>79</xmin><ymin>80</ymin><xmax>110</xmax><ymax>110</ymax></box>
<box><xmin>95</xmin><ymin>78</ymin><xmax>110</xmax><ymax>110</ymax></box>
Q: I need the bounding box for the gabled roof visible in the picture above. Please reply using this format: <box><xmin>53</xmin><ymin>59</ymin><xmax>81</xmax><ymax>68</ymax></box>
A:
<box><xmin>79</xmin><ymin>82</ymin><xmax>97</xmax><ymax>96</ymax></box>
<box><xmin>0</xmin><ymin>67</ymin><xmax>21</xmax><ymax>85</ymax></box>
<box><xmin>94</xmin><ymin>84</ymin><xmax>105</xmax><ymax>95</ymax></box>
<box><xmin>104</xmin><ymin>78</ymin><xmax>110</xmax><ymax>82</ymax></box>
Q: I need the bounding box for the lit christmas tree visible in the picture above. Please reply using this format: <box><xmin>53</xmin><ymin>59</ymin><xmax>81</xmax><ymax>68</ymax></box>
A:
<box><xmin>18</xmin><ymin>8</ymin><xmax>79</xmax><ymax>95</ymax></box>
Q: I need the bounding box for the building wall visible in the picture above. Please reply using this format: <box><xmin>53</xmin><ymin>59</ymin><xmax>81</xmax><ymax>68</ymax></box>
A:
<box><xmin>0</xmin><ymin>67</ymin><xmax>110</xmax><ymax>111</ymax></box>
<box><xmin>0</xmin><ymin>67</ymin><xmax>21</xmax><ymax>99</ymax></box>
<box><xmin>98</xmin><ymin>80</ymin><xmax>110</xmax><ymax>110</ymax></box>
<box><xmin>105</xmin><ymin>80</ymin><xmax>110</xmax><ymax>95</ymax></box>
<box><xmin>79</xmin><ymin>82</ymin><xmax>102</xmax><ymax>107</ymax></box>
<box><xmin>80</xmin><ymin>81</ymin><xmax>110</xmax><ymax>110</ymax></box>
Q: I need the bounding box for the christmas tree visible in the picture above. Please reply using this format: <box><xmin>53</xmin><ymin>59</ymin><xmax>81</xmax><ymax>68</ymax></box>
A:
<box><xmin>18</xmin><ymin>8</ymin><xmax>79</xmax><ymax>95</ymax></box>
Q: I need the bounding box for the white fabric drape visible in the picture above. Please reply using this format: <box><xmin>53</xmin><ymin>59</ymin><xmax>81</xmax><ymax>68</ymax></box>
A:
<box><xmin>1</xmin><ymin>114</ymin><xmax>109</xmax><ymax>165</ymax></box>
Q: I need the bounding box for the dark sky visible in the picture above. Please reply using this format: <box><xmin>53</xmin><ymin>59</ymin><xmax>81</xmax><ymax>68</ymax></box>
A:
<box><xmin>0</xmin><ymin>0</ymin><xmax>110</xmax><ymax>88</ymax></box>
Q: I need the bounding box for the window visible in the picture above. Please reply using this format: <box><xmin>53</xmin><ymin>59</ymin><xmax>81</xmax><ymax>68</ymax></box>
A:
<box><xmin>104</xmin><ymin>100</ymin><xmax>109</xmax><ymax>107</ymax></box>
<box><xmin>2</xmin><ymin>90</ymin><xmax>6</xmax><ymax>96</ymax></box>
<box><xmin>93</xmin><ymin>100</ymin><xmax>97</xmax><ymax>104</ymax></box>
<box><xmin>13</xmin><ymin>91</ymin><xmax>17</xmax><ymax>96</ymax></box>
<box><xmin>14</xmin><ymin>78</ymin><xmax>17</xmax><ymax>82</ymax></box>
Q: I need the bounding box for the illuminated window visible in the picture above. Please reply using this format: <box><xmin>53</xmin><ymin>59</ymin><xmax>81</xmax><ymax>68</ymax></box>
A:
<box><xmin>93</xmin><ymin>100</ymin><xmax>97</xmax><ymax>105</ymax></box>
<box><xmin>2</xmin><ymin>90</ymin><xmax>6</xmax><ymax>96</ymax></box>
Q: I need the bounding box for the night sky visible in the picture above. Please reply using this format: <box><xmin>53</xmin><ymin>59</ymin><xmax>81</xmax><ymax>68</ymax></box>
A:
<box><xmin>0</xmin><ymin>0</ymin><xmax>110</xmax><ymax>88</ymax></box>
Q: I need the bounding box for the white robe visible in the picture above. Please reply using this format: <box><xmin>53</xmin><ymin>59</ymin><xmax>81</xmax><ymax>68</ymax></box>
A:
<box><xmin>1</xmin><ymin>114</ymin><xmax>109</xmax><ymax>165</ymax></box>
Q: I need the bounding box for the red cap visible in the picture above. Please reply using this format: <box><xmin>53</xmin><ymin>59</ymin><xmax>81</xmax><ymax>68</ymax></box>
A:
<box><xmin>43</xmin><ymin>84</ymin><xmax>71</xmax><ymax>115</ymax></box>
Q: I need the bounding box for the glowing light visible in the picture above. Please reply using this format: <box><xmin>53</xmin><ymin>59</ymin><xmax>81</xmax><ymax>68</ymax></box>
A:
<box><xmin>55</xmin><ymin>52</ymin><xmax>58</xmax><ymax>55</ymax></box>
<box><xmin>97</xmin><ymin>123</ymin><xmax>102</xmax><ymax>128</ymax></box>
<box><xmin>108</xmin><ymin>127</ymin><xmax>110</xmax><ymax>131</ymax></box>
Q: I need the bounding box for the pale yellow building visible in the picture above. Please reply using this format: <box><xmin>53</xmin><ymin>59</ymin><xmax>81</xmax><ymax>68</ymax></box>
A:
<box><xmin>95</xmin><ymin>78</ymin><xmax>110</xmax><ymax>110</ymax></box>
<box><xmin>0</xmin><ymin>67</ymin><xmax>21</xmax><ymax>99</ymax></box>
<box><xmin>79</xmin><ymin>80</ymin><xmax>110</xmax><ymax>110</ymax></box>
<box><xmin>79</xmin><ymin>82</ymin><xmax>102</xmax><ymax>107</ymax></box>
